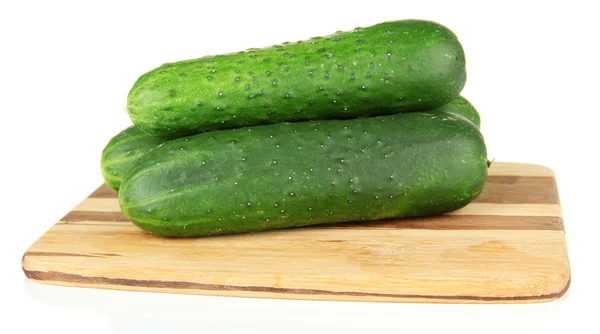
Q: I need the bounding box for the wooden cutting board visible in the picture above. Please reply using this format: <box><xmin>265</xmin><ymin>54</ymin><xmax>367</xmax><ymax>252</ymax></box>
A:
<box><xmin>22</xmin><ymin>162</ymin><xmax>570</xmax><ymax>303</ymax></box>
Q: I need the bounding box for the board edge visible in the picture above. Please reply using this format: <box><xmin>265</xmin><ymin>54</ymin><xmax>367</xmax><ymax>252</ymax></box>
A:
<box><xmin>20</xmin><ymin>263</ymin><xmax>571</xmax><ymax>304</ymax></box>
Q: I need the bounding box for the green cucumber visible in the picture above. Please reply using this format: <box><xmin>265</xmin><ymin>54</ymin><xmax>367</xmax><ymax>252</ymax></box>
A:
<box><xmin>100</xmin><ymin>126</ymin><xmax>165</xmax><ymax>192</ymax></box>
<box><xmin>128</xmin><ymin>19</ymin><xmax>466</xmax><ymax>138</ymax></box>
<box><xmin>119</xmin><ymin>111</ymin><xmax>487</xmax><ymax>237</ymax></box>
<box><xmin>429</xmin><ymin>95</ymin><xmax>480</xmax><ymax>128</ymax></box>
<box><xmin>101</xmin><ymin>96</ymin><xmax>479</xmax><ymax>192</ymax></box>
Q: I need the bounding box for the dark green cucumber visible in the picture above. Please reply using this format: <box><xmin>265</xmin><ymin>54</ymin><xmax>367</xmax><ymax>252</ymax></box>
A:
<box><xmin>101</xmin><ymin>96</ymin><xmax>478</xmax><ymax>193</ymax></box>
<box><xmin>429</xmin><ymin>95</ymin><xmax>480</xmax><ymax>128</ymax></box>
<box><xmin>128</xmin><ymin>19</ymin><xmax>466</xmax><ymax>138</ymax></box>
<box><xmin>119</xmin><ymin>112</ymin><xmax>487</xmax><ymax>237</ymax></box>
<box><xmin>100</xmin><ymin>126</ymin><xmax>165</xmax><ymax>192</ymax></box>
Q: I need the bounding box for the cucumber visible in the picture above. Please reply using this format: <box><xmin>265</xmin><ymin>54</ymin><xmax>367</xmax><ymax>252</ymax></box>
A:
<box><xmin>119</xmin><ymin>111</ymin><xmax>487</xmax><ymax>237</ymax></box>
<box><xmin>128</xmin><ymin>19</ymin><xmax>466</xmax><ymax>138</ymax></box>
<box><xmin>101</xmin><ymin>96</ymin><xmax>479</xmax><ymax>193</ymax></box>
<box><xmin>100</xmin><ymin>126</ymin><xmax>165</xmax><ymax>192</ymax></box>
<box><xmin>429</xmin><ymin>95</ymin><xmax>480</xmax><ymax>128</ymax></box>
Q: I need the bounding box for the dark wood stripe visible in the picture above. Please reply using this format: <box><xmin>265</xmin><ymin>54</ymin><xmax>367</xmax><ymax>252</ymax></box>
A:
<box><xmin>89</xmin><ymin>185</ymin><xmax>116</xmax><ymax>198</ymax></box>
<box><xmin>25</xmin><ymin>252</ymin><xmax>104</xmax><ymax>258</ymax></box>
<box><xmin>311</xmin><ymin>215</ymin><xmax>564</xmax><ymax>231</ymax></box>
<box><xmin>61</xmin><ymin>211</ymin><xmax>128</xmax><ymax>222</ymax></box>
<box><xmin>474</xmin><ymin>176</ymin><xmax>559</xmax><ymax>204</ymax></box>
<box><xmin>58</xmin><ymin>211</ymin><xmax>564</xmax><ymax>231</ymax></box>
<box><xmin>89</xmin><ymin>176</ymin><xmax>559</xmax><ymax>204</ymax></box>
<box><xmin>22</xmin><ymin>269</ymin><xmax>570</xmax><ymax>302</ymax></box>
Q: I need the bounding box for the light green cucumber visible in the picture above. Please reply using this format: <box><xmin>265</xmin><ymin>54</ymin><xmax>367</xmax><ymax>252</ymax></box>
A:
<box><xmin>128</xmin><ymin>19</ymin><xmax>466</xmax><ymax>138</ymax></box>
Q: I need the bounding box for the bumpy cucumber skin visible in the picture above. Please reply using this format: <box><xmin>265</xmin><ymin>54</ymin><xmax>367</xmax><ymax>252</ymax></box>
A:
<box><xmin>102</xmin><ymin>96</ymin><xmax>476</xmax><ymax>192</ymax></box>
<box><xmin>119</xmin><ymin>112</ymin><xmax>487</xmax><ymax>237</ymax></box>
<box><xmin>429</xmin><ymin>95</ymin><xmax>480</xmax><ymax>128</ymax></box>
<box><xmin>128</xmin><ymin>19</ymin><xmax>466</xmax><ymax>138</ymax></box>
<box><xmin>101</xmin><ymin>126</ymin><xmax>165</xmax><ymax>192</ymax></box>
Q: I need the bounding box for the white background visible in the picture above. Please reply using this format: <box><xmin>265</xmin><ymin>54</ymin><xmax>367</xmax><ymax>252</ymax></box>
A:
<box><xmin>2</xmin><ymin>0</ymin><xmax>599</xmax><ymax>333</ymax></box>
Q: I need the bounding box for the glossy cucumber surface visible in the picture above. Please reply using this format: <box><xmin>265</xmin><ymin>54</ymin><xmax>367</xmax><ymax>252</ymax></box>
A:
<box><xmin>101</xmin><ymin>96</ymin><xmax>479</xmax><ymax>193</ymax></box>
<box><xmin>128</xmin><ymin>19</ymin><xmax>466</xmax><ymax>137</ymax></box>
<box><xmin>119</xmin><ymin>111</ymin><xmax>487</xmax><ymax>237</ymax></box>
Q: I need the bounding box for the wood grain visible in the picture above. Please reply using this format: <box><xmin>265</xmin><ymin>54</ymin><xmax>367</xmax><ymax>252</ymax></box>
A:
<box><xmin>22</xmin><ymin>162</ymin><xmax>570</xmax><ymax>303</ymax></box>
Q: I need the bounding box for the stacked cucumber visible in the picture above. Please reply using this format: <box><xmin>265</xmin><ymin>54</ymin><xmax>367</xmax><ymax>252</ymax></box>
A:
<box><xmin>101</xmin><ymin>19</ymin><xmax>488</xmax><ymax>237</ymax></box>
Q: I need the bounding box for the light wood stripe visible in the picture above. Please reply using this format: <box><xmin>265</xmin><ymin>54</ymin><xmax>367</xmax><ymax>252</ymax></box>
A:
<box><xmin>74</xmin><ymin>198</ymin><xmax>118</xmax><ymax>212</ymax></box>
<box><xmin>24</xmin><ymin>252</ymin><xmax>121</xmax><ymax>258</ymax></box>
<box><xmin>24</xmin><ymin>252</ymin><xmax>102</xmax><ymax>258</ymax></box>
<box><xmin>56</xmin><ymin>222</ymin><xmax>133</xmax><ymax>227</ymax></box>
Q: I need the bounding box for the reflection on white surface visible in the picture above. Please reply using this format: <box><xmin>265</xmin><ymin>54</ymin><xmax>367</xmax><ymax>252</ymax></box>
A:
<box><xmin>23</xmin><ymin>277</ymin><xmax>571</xmax><ymax>333</ymax></box>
